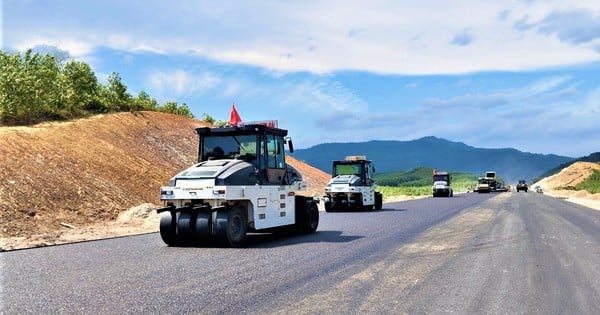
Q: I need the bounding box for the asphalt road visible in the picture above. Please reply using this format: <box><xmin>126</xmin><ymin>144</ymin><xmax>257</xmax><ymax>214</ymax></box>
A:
<box><xmin>2</xmin><ymin>192</ymin><xmax>599</xmax><ymax>314</ymax></box>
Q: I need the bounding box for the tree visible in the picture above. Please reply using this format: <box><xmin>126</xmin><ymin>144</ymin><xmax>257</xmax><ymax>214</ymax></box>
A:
<box><xmin>104</xmin><ymin>72</ymin><xmax>131</xmax><ymax>111</ymax></box>
<box><xmin>131</xmin><ymin>91</ymin><xmax>159</xmax><ymax>112</ymax></box>
<box><xmin>201</xmin><ymin>113</ymin><xmax>215</xmax><ymax>124</ymax></box>
<box><xmin>61</xmin><ymin>60</ymin><xmax>99</xmax><ymax>116</ymax></box>
<box><xmin>25</xmin><ymin>50</ymin><xmax>62</xmax><ymax>120</ymax></box>
<box><xmin>1</xmin><ymin>48</ymin><xmax>196</xmax><ymax>125</ymax></box>
<box><xmin>0</xmin><ymin>50</ymin><xmax>61</xmax><ymax>124</ymax></box>
<box><xmin>158</xmin><ymin>101</ymin><xmax>195</xmax><ymax>118</ymax></box>
<box><xmin>0</xmin><ymin>51</ymin><xmax>24</xmax><ymax>123</ymax></box>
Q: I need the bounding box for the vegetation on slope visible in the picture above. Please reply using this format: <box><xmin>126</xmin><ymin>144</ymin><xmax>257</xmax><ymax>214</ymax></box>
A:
<box><xmin>0</xmin><ymin>49</ymin><xmax>194</xmax><ymax>125</ymax></box>
<box><xmin>575</xmin><ymin>167</ymin><xmax>600</xmax><ymax>194</ymax></box>
<box><xmin>374</xmin><ymin>167</ymin><xmax>479</xmax><ymax>197</ymax></box>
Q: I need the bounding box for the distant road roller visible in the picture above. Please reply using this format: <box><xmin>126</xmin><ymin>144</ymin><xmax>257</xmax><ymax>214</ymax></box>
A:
<box><xmin>323</xmin><ymin>156</ymin><xmax>383</xmax><ymax>212</ymax></box>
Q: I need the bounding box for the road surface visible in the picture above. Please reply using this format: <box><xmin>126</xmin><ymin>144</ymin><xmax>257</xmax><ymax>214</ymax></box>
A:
<box><xmin>1</xmin><ymin>192</ymin><xmax>599</xmax><ymax>314</ymax></box>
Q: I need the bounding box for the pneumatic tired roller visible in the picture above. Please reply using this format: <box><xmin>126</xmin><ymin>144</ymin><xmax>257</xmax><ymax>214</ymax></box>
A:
<box><xmin>157</xmin><ymin>122</ymin><xmax>319</xmax><ymax>247</ymax></box>
<box><xmin>323</xmin><ymin>156</ymin><xmax>383</xmax><ymax>212</ymax></box>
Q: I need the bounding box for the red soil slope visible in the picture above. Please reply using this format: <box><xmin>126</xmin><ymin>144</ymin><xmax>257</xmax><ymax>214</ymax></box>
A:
<box><xmin>0</xmin><ymin>112</ymin><xmax>330</xmax><ymax>245</ymax></box>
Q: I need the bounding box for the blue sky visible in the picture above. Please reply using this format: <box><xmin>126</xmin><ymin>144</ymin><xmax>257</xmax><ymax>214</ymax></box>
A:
<box><xmin>2</xmin><ymin>0</ymin><xmax>600</xmax><ymax>157</ymax></box>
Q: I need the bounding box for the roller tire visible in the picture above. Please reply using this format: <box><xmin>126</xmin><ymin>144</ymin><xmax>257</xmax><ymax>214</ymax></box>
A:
<box><xmin>213</xmin><ymin>210</ymin><xmax>228</xmax><ymax>238</ymax></box>
<box><xmin>159</xmin><ymin>212</ymin><xmax>179</xmax><ymax>246</ymax></box>
<box><xmin>194</xmin><ymin>212</ymin><xmax>212</xmax><ymax>238</ymax></box>
<box><xmin>324</xmin><ymin>200</ymin><xmax>334</xmax><ymax>212</ymax></box>
<box><xmin>177</xmin><ymin>212</ymin><xmax>194</xmax><ymax>238</ymax></box>
<box><xmin>297</xmin><ymin>201</ymin><xmax>319</xmax><ymax>233</ymax></box>
<box><xmin>374</xmin><ymin>192</ymin><xmax>383</xmax><ymax>210</ymax></box>
<box><xmin>226</xmin><ymin>206</ymin><xmax>248</xmax><ymax>247</ymax></box>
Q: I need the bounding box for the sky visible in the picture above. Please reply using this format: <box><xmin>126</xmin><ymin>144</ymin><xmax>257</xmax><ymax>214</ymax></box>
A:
<box><xmin>2</xmin><ymin>0</ymin><xmax>600</xmax><ymax>157</ymax></box>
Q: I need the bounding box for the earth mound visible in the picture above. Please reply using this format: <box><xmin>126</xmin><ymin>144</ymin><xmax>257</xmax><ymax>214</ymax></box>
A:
<box><xmin>533</xmin><ymin>161</ymin><xmax>600</xmax><ymax>210</ymax></box>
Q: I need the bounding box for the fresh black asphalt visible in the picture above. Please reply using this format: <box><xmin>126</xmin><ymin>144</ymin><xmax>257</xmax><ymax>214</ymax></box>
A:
<box><xmin>1</xmin><ymin>192</ymin><xmax>599</xmax><ymax>314</ymax></box>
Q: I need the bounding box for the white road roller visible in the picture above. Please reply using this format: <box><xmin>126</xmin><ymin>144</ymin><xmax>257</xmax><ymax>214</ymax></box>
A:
<box><xmin>157</xmin><ymin>122</ymin><xmax>319</xmax><ymax>247</ymax></box>
<box><xmin>323</xmin><ymin>156</ymin><xmax>383</xmax><ymax>212</ymax></box>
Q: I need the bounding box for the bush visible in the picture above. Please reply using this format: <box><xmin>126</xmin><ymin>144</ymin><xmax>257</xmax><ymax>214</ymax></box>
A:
<box><xmin>576</xmin><ymin>169</ymin><xmax>600</xmax><ymax>194</ymax></box>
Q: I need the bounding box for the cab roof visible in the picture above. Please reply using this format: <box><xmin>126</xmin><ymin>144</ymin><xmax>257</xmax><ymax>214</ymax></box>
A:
<box><xmin>195</xmin><ymin>124</ymin><xmax>288</xmax><ymax>137</ymax></box>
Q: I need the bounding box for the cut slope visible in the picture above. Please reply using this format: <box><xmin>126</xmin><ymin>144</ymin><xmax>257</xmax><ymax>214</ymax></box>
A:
<box><xmin>0</xmin><ymin>112</ymin><xmax>330</xmax><ymax>249</ymax></box>
<box><xmin>534</xmin><ymin>162</ymin><xmax>600</xmax><ymax>190</ymax></box>
<box><xmin>0</xmin><ymin>112</ymin><xmax>206</xmax><ymax>238</ymax></box>
<box><xmin>287</xmin><ymin>155</ymin><xmax>331</xmax><ymax>198</ymax></box>
<box><xmin>533</xmin><ymin>162</ymin><xmax>600</xmax><ymax>210</ymax></box>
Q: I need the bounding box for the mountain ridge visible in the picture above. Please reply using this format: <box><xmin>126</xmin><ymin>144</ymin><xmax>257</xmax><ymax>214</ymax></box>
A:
<box><xmin>292</xmin><ymin>136</ymin><xmax>574</xmax><ymax>183</ymax></box>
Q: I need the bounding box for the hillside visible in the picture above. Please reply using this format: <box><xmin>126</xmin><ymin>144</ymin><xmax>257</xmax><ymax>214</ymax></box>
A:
<box><xmin>0</xmin><ymin>112</ymin><xmax>329</xmax><ymax>250</ymax></box>
<box><xmin>534</xmin><ymin>162</ymin><xmax>600</xmax><ymax>210</ymax></box>
<box><xmin>293</xmin><ymin>137</ymin><xmax>573</xmax><ymax>183</ymax></box>
<box><xmin>535</xmin><ymin>152</ymin><xmax>600</xmax><ymax>181</ymax></box>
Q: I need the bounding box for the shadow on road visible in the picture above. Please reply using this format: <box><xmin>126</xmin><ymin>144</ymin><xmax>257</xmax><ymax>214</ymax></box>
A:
<box><xmin>375</xmin><ymin>207</ymin><xmax>408</xmax><ymax>212</ymax></box>
<box><xmin>252</xmin><ymin>230</ymin><xmax>364</xmax><ymax>248</ymax></box>
<box><xmin>325</xmin><ymin>207</ymin><xmax>407</xmax><ymax>213</ymax></box>
<box><xmin>172</xmin><ymin>230</ymin><xmax>364</xmax><ymax>249</ymax></box>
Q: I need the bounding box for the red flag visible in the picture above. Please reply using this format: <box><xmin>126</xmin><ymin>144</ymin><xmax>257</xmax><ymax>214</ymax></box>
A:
<box><xmin>229</xmin><ymin>103</ymin><xmax>242</xmax><ymax>126</ymax></box>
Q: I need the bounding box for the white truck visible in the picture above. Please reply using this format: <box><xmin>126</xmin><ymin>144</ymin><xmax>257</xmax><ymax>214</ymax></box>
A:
<box><xmin>432</xmin><ymin>170</ymin><xmax>453</xmax><ymax>197</ymax></box>
<box><xmin>158</xmin><ymin>122</ymin><xmax>319</xmax><ymax>247</ymax></box>
<box><xmin>323</xmin><ymin>156</ymin><xmax>383</xmax><ymax>212</ymax></box>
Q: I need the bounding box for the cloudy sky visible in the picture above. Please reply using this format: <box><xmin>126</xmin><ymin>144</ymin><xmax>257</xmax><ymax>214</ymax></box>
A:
<box><xmin>3</xmin><ymin>0</ymin><xmax>600</xmax><ymax>157</ymax></box>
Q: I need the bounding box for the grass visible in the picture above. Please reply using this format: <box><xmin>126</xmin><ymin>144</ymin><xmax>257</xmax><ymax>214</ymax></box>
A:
<box><xmin>575</xmin><ymin>169</ymin><xmax>600</xmax><ymax>194</ymax></box>
<box><xmin>375</xmin><ymin>167</ymin><xmax>480</xmax><ymax>198</ymax></box>
<box><xmin>378</xmin><ymin>186</ymin><xmax>431</xmax><ymax>198</ymax></box>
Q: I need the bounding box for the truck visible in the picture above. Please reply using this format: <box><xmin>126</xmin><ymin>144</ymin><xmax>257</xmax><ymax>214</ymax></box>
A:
<box><xmin>323</xmin><ymin>156</ymin><xmax>383</xmax><ymax>212</ymax></box>
<box><xmin>432</xmin><ymin>170</ymin><xmax>453</xmax><ymax>197</ymax></box>
<box><xmin>157</xmin><ymin>122</ymin><xmax>319</xmax><ymax>247</ymax></box>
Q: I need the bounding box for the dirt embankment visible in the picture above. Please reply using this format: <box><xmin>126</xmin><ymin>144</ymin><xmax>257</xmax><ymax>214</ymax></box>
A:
<box><xmin>0</xmin><ymin>112</ymin><xmax>331</xmax><ymax>250</ymax></box>
<box><xmin>533</xmin><ymin>161</ymin><xmax>600</xmax><ymax>210</ymax></box>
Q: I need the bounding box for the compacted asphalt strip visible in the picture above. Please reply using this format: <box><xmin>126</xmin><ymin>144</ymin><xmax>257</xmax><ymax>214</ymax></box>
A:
<box><xmin>1</xmin><ymin>192</ymin><xmax>599</xmax><ymax>314</ymax></box>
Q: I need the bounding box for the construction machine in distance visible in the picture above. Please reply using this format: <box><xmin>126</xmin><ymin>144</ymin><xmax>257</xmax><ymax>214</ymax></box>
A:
<box><xmin>476</xmin><ymin>171</ymin><xmax>504</xmax><ymax>193</ymax></box>
<box><xmin>432</xmin><ymin>170</ymin><xmax>453</xmax><ymax>197</ymax></box>
<box><xmin>157</xmin><ymin>121</ymin><xmax>319</xmax><ymax>247</ymax></box>
<box><xmin>485</xmin><ymin>171</ymin><xmax>498</xmax><ymax>191</ymax></box>
<box><xmin>476</xmin><ymin>177</ymin><xmax>492</xmax><ymax>193</ymax></box>
<box><xmin>323</xmin><ymin>156</ymin><xmax>383</xmax><ymax>212</ymax></box>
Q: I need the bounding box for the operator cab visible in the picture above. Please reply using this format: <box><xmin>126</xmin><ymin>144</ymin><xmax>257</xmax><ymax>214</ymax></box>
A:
<box><xmin>195</xmin><ymin>122</ymin><xmax>299</xmax><ymax>185</ymax></box>
<box><xmin>331</xmin><ymin>156</ymin><xmax>375</xmax><ymax>186</ymax></box>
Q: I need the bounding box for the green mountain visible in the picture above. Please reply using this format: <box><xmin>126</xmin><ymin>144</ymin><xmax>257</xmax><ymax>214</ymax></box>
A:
<box><xmin>292</xmin><ymin>136</ymin><xmax>574</xmax><ymax>183</ymax></box>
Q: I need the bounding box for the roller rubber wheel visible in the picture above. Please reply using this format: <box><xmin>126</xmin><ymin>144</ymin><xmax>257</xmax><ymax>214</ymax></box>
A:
<box><xmin>177</xmin><ymin>212</ymin><xmax>194</xmax><ymax>238</ymax></box>
<box><xmin>298</xmin><ymin>201</ymin><xmax>319</xmax><ymax>233</ymax></box>
<box><xmin>213</xmin><ymin>210</ymin><xmax>229</xmax><ymax>238</ymax></box>
<box><xmin>159</xmin><ymin>212</ymin><xmax>179</xmax><ymax>246</ymax></box>
<box><xmin>194</xmin><ymin>212</ymin><xmax>211</xmax><ymax>238</ymax></box>
<box><xmin>374</xmin><ymin>192</ymin><xmax>383</xmax><ymax>210</ymax></box>
<box><xmin>324</xmin><ymin>200</ymin><xmax>334</xmax><ymax>212</ymax></box>
<box><xmin>226</xmin><ymin>206</ymin><xmax>248</xmax><ymax>247</ymax></box>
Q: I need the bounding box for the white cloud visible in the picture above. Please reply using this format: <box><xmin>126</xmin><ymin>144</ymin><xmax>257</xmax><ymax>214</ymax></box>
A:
<box><xmin>146</xmin><ymin>69</ymin><xmax>221</xmax><ymax>97</ymax></box>
<box><xmin>5</xmin><ymin>1</ymin><xmax>600</xmax><ymax>75</ymax></box>
<box><xmin>536</xmin><ymin>9</ymin><xmax>600</xmax><ymax>45</ymax></box>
